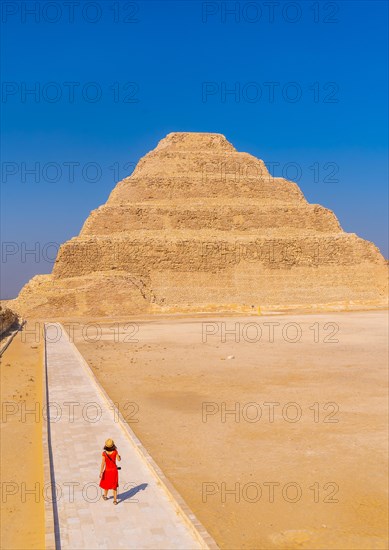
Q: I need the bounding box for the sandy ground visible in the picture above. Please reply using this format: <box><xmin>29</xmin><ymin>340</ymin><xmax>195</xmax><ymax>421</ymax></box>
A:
<box><xmin>1</xmin><ymin>312</ymin><xmax>387</xmax><ymax>550</ymax></box>
<box><xmin>0</xmin><ymin>328</ymin><xmax>45</xmax><ymax>550</ymax></box>
<box><xmin>67</xmin><ymin>311</ymin><xmax>389</xmax><ymax>550</ymax></box>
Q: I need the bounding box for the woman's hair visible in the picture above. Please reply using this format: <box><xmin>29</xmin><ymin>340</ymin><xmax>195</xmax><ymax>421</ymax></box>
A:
<box><xmin>103</xmin><ymin>444</ymin><xmax>116</xmax><ymax>451</ymax></box>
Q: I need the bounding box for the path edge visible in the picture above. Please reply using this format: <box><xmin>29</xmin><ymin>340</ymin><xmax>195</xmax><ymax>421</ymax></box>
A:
<box><xmin>42</xmin><ymin>325</ymin><xmax>57</xmax><ymax>550</ymax></box>
<box><xmin>0</xmin><ymin>321</ymin><xmax>25</xmax><ymax>357</ymax></box>
<box><xmin>52</xmin><ymin>322</ymin><xmax>219</xmax><ymax>550</ymax></box>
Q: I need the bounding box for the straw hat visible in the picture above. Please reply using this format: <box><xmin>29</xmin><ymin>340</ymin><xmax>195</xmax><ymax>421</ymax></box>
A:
<box><xmin>105</xmin><ymin>438</ymin><xmax>115</xmax><ymax>448</ymax></box>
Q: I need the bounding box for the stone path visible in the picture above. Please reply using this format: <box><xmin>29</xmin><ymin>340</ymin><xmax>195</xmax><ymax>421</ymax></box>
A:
<box><xmin>43</xmin><ymin>323</ymin><xmax>216</xmax><ymax>550</ymax></box>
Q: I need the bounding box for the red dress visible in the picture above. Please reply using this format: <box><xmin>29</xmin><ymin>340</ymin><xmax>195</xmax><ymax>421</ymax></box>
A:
<box><xmin>99</xmin><ymin>450</ymin><xmax>119</xmax><ymax>489</ymax></box>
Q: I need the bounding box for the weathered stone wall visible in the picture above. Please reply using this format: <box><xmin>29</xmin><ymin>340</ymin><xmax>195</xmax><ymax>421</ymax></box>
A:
<box><xmin>52</xmin><ymin>234</ymin><xmax>382</xmax><ymax>280</ymax></box>
<box><xmin>80</xmin><ymin>204</ymin><xmax>341</xmax><ymax>236</ymax></box>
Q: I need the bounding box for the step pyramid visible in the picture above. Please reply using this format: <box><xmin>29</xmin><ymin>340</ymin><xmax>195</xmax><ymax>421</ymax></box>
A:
<box><xmin>8</xmin><ymin>132</ymin><xmax>388</xmax><ymax>317</ymax></box>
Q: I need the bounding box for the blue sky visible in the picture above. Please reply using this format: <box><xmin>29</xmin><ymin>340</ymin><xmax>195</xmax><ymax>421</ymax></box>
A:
<box><xmin>1</xmin><ymin>0</ymin><xmax>388</xmax><ymax>299</ymax></box>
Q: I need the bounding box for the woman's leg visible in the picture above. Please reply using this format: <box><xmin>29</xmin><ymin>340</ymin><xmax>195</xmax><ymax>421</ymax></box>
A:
<box><xmin>103</xmin><ymin>489</ymin><xmax>108</xmax><ymax>500</ymax></box>
<box><xmin>113</xmin><ymin>489</ymin><xmax>118</xmax><ymax>503</ymax></box>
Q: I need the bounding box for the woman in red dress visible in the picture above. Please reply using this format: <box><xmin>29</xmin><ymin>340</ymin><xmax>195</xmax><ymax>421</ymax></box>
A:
<box><xmin>99</xmin><ymin>438</ymin><xmax>121</xmax><ymax>504</ymax></box>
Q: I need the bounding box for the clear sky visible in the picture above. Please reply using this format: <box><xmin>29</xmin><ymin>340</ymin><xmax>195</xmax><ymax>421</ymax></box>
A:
<box><xmin>1</xmin><ymin>0</ymin><xmax>388</xmax><ymax>299</ymax></box>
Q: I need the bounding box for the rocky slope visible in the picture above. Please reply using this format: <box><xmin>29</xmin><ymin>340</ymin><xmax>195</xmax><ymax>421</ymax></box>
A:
<box><xmin>0</xmin><ymin>306</ymin><xmax>19</xmax><ymax>336</ymax></box>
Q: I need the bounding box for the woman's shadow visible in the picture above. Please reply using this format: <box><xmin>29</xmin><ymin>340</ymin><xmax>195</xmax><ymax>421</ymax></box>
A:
<box><xmin>118</xmin><ymin>483</ymin><xmax>148</xmax><ymax>504</ymax></box>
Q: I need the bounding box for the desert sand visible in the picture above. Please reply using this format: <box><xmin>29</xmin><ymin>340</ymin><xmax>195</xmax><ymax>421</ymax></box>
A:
<box><xmin>61</xmin><ymin>310</ymin><xmax>389</xmax><ymax>550</ymax></box>
<box><xmin>0</xmin><ymin>329</ymin><xmax>45</xmax><ymax>550</ymax></box>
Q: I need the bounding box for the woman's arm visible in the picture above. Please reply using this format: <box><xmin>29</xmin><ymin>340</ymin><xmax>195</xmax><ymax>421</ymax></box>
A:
<box><xmin>117</xmin><ymin>451</ymin><xmax>121</xmax><ymax>461</ymax></box>
<box><xmin>99</xmin><ymin>456</ymin><xmax>105</xmax><ymax>478</ymax></box>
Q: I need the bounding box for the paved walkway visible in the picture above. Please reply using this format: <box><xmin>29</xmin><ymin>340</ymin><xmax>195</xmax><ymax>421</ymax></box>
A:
<box><xmin>44</xmin><ymin>323</ymin><xmax>216</xmax><ymax>550</ymax></box>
